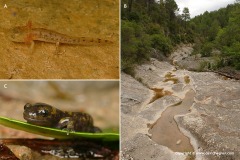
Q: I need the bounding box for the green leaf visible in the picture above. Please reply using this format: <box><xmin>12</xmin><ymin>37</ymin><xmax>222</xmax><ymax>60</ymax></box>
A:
<box><xmin>0</xmin><ymin>116</ymin><xmax>119</xmax><ymax>142</ymax></box>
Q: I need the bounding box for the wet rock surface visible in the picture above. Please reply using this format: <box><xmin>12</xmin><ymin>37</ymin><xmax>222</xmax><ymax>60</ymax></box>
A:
<box><xmin>121</xmin><ymin>72</ymin><xmax>187</xmax><ymax>160</ymax></box>
<box><xmin>177</xmin><ymin>71</ymin><xmax>240</xmax><ymax>160</ymax></box>
<box><xmin>121</xmin><ymin>48</ymin><xmax>240</xmax><ymax>159</ymax></box>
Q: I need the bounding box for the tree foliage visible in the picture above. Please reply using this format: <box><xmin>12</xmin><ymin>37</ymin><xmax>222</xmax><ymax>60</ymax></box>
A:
<box><xmin>191</xmin><ymin>2</ymin><xmax>240</xmax><ymax>70</ymax></box>
<box><xmin>121</xmin><ymin>0</ymin><xmax>193</xmax><ymax>74</ymax></box>
<box><xmin>182</xmin><ymin>7</ymin><xmax>190</xmax><ymax>21</ymax></box>
<box><xmin>121</xmin><ymin>0</ymin><xmax>240</xmax><ymax>72</ymax></box>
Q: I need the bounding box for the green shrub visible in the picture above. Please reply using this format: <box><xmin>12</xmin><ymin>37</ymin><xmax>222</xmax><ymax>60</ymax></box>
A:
<box><xmin>200</xmin><ymin>42</ymin><xmax>214</xmax><ymax>57</ymax></box>
<box><xmin>223</xmin><ymin>42</ymin><xmax>240</xmax><ymax>70</ymax></box>
<box><xmin>121</xmin><ymin>20</ymin><xmax>151</xmax><ymax>72</ymax></box>
<box><xmin>146</xmin><ymin>23</ymin><xmax>164</xmax><ymax>35</ymax></box>
<box><xmin>150</xmin><ymin>34</ymin><xmax>172</xmax><ymax>55</ymax></box>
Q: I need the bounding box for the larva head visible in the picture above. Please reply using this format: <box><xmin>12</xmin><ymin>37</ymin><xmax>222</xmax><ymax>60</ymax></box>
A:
<box><xmin>9</xmin><ymin>26</ymin><xmax>35</xmax><ymax>44</ymax></box>
<box><xmin>8</xmin><ymin>26</ymin><xmax>28</xmax><ymax>42</ymax></box>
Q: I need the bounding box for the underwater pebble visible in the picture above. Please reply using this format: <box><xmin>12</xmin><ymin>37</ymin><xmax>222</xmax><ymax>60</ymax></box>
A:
<box><xmin>176</xmin><ymin>140</ymin><xmax>182</xmax><ymax>145</ymax></box>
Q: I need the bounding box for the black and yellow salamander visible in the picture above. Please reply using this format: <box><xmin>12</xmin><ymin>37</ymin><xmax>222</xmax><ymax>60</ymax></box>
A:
<box><xmin>23</xmin><ymin>103</ymin><xmax>101</xmax><ymax>133</ymax></box>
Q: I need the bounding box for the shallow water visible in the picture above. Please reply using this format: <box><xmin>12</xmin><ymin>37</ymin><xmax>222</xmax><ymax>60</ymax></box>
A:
<box><xmin>0</xmin><ymin>0</ymin><xmax>119</xmax><ymax>79</ymax></box>
<box><xmin>148</xmin><ymin>88</ymin><xmax>172</xmax><ymax>104</ymax></box>
<box><xmin>149</xmin><ymin>90</ymin><xmax>195</xmax><ymax>152</ymax></box>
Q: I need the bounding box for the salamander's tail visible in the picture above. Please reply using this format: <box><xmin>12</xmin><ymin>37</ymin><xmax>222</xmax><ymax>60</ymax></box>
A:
<box><xmin>77</xmin><ymin>37</ymin><xmax>113</xmax><ymax>45</ymax></box>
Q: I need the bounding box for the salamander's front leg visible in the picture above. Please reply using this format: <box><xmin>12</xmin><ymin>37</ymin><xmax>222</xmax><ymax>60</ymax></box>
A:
<box><xmin>56</xmin><ymin>117</ymin><xmax>75</xmax><ymax>132</ymax></box>
<box><xmin>30</xmin><ymin>41</ymin><xmax>35</xmax><ymax>53</ymax></box>
<box><xmin>54</xmin><ymin>42</ymin><xmax>66</xmax><ymax>55</ymax></box>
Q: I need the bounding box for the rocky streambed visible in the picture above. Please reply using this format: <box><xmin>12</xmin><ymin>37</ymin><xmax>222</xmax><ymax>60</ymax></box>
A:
<box><xmin>121</xmin><ymin>47</ymin><xmax>240</xmax><ymax>160</ymax></box>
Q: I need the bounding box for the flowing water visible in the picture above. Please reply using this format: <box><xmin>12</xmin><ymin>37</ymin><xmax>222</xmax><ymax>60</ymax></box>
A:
<box><xmin>149</xmin><ymin>89</ymin><xmax>195</xmax><ymax>152</ymax></box>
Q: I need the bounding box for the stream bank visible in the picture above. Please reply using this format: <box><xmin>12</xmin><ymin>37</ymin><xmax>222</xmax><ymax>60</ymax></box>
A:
<box><xmin>170</xmin><ymin>44</ymin><xmax>240</xmax><ymax>80</ymax></box>
<box><xmin>121</xmin><ymin>46</ymin><xmax>240</xmax><ymax>160</ymax></box>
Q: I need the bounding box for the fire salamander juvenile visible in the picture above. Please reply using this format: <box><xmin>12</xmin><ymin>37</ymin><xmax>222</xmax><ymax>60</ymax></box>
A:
<box><xmin>23</xmin><ymin>103</ymin><xmax>101</xmax><ymax>133</ymax></box>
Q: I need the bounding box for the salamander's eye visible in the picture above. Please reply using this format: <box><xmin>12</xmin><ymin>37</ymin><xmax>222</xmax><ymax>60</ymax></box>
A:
<box><xmin>38</xmin><ymin>109</ymin><xmax>49</xmax><ymax>117</ymax></box>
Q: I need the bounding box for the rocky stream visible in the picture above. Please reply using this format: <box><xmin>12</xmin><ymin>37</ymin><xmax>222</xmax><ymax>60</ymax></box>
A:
<box><xmin>121</xmin><ymin>45</ymin><xmax>240</xmax><ymax>160</ymax></box>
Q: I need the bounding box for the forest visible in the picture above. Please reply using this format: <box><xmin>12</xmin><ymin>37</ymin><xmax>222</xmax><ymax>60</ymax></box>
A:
<box><xmin>121</xmin><ymin>0</ymin><xmax>240</xmax><ymax>74</ymax></box>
